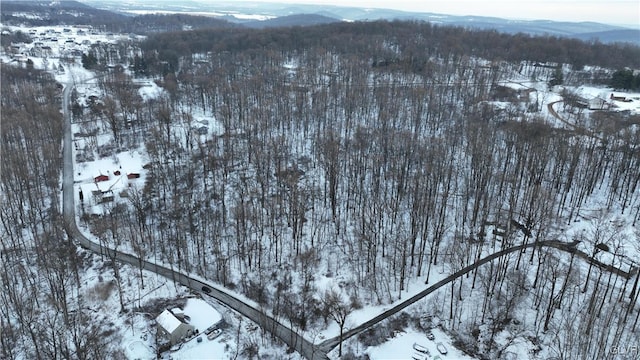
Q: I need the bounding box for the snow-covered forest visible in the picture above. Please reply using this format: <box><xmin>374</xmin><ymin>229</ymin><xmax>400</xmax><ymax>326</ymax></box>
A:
<box><xmin>2</xmin><ymin>19</ymin><xmax>640</xmax><ymax>359</ymax></box>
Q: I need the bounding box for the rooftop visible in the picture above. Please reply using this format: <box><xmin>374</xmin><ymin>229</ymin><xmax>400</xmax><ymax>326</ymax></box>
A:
<box><xmin>156</xmin><ymin>309</ymin><xmax>183</xmax><ymax>334</ymax></box>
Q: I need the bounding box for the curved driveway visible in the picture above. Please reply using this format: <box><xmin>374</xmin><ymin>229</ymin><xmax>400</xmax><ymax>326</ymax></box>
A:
<box><xmin>60</xmin><ymin>84</ymin><xmax>325</xmax><ymax>360</ymax></box>
<box><xmin>547</xmin><ymin>100</ymin><xmax>602</xmax><ymax>140</ymax></box>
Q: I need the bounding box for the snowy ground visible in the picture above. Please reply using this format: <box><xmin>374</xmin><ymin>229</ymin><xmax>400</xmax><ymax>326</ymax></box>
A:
<box><xmin>183</xmin><ymin>298</ymin><xmax>224</xmax><ymax>333</ymax></box>
<box><xmin>166</xmin><ymin>334</ymin><xmax>229</xmax><ymax>360</ymax></box>
<box><xmin>4</xmin><ymin>21</ymin><xmax>639</xmax><ymax>360</ymax></box>
<box><xmin>313</xmin><ymin>273</ymin><xmax>450</xmax><ymax>343</ymax></box>
<box><xmin>573</xmin><ymin>85</ymin><xmax>640</xmax><ymax>113</ymax></box>
<box><xmin>363</xmin><ymin>329</ymin><xmax>475</xmax><ymax>360</ymax></box>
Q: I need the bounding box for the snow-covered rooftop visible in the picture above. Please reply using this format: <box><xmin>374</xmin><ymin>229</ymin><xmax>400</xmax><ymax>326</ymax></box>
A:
<box><xmin>156</xmin><ymin>309</ymin><xmax>183</xmax><ymax>334</ymax></box>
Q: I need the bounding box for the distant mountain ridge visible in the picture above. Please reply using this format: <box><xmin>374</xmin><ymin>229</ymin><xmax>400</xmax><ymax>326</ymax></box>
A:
<box><xmin>84</xmin><ymin>0</ymin><xmax>639</xmax><ymax>45</ymax></box>
<box><xmin>0</xmin><ymin>0</ymin><xmax>236</xmax><ymax>33</ymax></box>
<box><xmin>3</xmin><ymin>0</ymin><xmax>638</xmax><ymax>45</ymax></box>
<box><xmin>572</xmin><ymin>29</ymin><xmax>640</xmax><ymax>44</ymax></box>
<box><xmin>241</xmin><ymin>14</ymin><xmax>341</xmax><ymax>29</ymax></box>
<box><xmin>0</xmin><ymin>0</ymin><xmax>128</xmax><ymax>26</ymax></box>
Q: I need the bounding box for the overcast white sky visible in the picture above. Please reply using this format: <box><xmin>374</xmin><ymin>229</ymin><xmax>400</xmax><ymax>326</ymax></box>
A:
<box><xmin>244</xmin><ymin>0</ymin><xmax>640</xmax><ymax>26</ymax></box>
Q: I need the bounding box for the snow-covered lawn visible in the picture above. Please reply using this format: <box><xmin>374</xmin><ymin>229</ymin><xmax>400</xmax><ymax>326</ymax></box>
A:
<box><xmin>126</xmin><ymin>341</ymin><xmax>155</xmax><ymax>360</ymax></box>
<box><xmin>136</xmin><ymin>79</ymin><xmax>166</xmax><ymax>101</ymax></box>
<box><xmin>164</xmin><ymin>334</ymin><xmax>229</xmax><ymax>360</ymax></box>
<box><xmin>183</xmin><ymin>298</ymin><xmax>223</xmax><ymax>333</ymax></box>
<box><xmin>313</xmin><ymin>272</ymin><xmax>450</xmax><ymax>343</ymax></box>
<box><xmin>363</xmin><ymin>329</ymin><xmax>474</xmax><ymax>360</ymax></box>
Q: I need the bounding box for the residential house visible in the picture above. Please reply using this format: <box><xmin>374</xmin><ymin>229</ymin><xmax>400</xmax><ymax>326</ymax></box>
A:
<box><xmin>156</xmin><ymin>309</ymin><xmax>196</xmax><ymax>346</ymax></box>
<box><xmin>589</xmin><ymin>97</ymin><xmax>610</xmax><ymax>110</ymax></box>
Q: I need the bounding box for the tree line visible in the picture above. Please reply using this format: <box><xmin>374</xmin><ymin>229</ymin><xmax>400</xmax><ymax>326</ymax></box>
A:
<box><xmin>141</xmin><ymin>20</ymin><xmax>640</xmax><ymax>74</ymax></box>
<box><xmin>610</xmin><ymin>69</ymin><xmax>640</xmax><ymax>90</ymax></box>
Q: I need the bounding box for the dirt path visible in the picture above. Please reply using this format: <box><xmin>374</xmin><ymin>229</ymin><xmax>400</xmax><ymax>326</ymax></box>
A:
<box><xmin>547</xmin><ymin>100</ymin><xmax>602</xmax><ymax>140</ymax></box>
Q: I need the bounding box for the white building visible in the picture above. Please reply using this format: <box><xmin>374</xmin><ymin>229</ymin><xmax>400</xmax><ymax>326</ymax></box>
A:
<box><xmin>156</xmin><ymin>309</ymin><xmax>196</xmax><ymax>346</ymax></box>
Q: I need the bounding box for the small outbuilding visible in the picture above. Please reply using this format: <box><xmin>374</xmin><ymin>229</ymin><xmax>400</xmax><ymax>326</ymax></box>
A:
<box><xmin>610</xmin><ymin>93</ymin><xmax>626</xmax><ymax>101</ymax></box>
<box><xmin>156</xmin><ymin>309</ymin><xmax>196</xmax><ymax>346</ymax></box>
<box><xmin>94</xmin><ymin>174</ymin><xmax>109</xmax><ymax>182</ymax></box>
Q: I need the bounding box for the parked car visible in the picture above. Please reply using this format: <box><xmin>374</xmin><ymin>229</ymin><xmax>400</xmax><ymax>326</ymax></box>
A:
<box><xmin>413</xmin><ymin>343</ymin><xmax>429</xmax><ymax>354</ymax></box>
<box><xmin>427</xmin><ymin>332</ymin><xmax>435</xmax><ymax>340</ymax></box>
<box><xmin>437</xmin><ymin>342</ymin><xmax>448</xmax><ymax>355</ymax></box>
<box><xmin>207</xmin><ymin>328</ymin><xmax>222</xmax><ymax>340</ymax></box>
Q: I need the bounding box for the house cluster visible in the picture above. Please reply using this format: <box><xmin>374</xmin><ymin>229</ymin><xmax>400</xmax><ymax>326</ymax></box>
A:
<box><xmin>80</xmin><ymin>170</ymin><xmax>141</xmax><ymax>205</ymax></box>
<box><xmin>7</xmin><ymin>27</ymin><xmax>90</xmax><ymax>61</ymax></box>
<box><xmin>3</xmin><ymin>25</ymin><xmax>130</xmax><ymax>66</ymax></box>
<box><xmin>581</xmin><ymin>92</ymin><xmax>634</xmax><ymax>111</ymax></box>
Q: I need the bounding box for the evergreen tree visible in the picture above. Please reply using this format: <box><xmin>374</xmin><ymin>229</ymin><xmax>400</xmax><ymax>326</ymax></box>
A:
<box><xmin>548</xmin><ymin>65</ymin><xmax>564</xmax><ymax>87</ymax></box>
<box><xmin>81</xmin><ymin>52</ymin><xmax>98</xmax><ymax>70</ymax></box>
<box><xmin>610</xmin><ymin>69</ymin><xmax>639</xmax><ymax>90</ymax></box>
<box><xmin>133</xmin><ymin>54</ymin><xmax>147</xmax><ymax>76</ymax></box>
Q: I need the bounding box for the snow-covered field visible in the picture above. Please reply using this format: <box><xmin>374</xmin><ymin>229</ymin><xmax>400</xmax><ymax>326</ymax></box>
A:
<box><xmin>364</xmin><ymin>329</ymin><xmax>475</xmax><ymax>360</ymax></box>
<box><xmin>122</xmin><ymin>9</ymin><xmax>276</xmax><ymax>21</ymax></box>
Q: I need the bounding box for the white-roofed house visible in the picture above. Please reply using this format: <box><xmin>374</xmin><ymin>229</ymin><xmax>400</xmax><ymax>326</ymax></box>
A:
<box><xmin>589</xmin><ymin>96</ymin><xmax>610</xmax><ymax>110</ymax></box>
<box><xmin>156</xmin><ymin>309</ymin><xmax>195</xmax><ymax>346</ymax></box>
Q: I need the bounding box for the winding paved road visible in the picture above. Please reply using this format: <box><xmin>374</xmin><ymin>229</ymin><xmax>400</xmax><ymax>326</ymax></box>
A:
<box><xmin>317</xmin><ymin>239</ymin><xmax>634</xmax><ymax>353</ymax></box>
<box><xmin>60</xmin><ymin>84</ymin><xmax>325</xmax><ymax>360</ymax></box>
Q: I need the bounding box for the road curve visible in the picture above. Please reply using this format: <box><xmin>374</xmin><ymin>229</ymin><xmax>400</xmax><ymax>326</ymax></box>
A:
<box><xmin>318</xmin><ymin>239</ymin><xmax>633</xmax><ymax>353</ymax></box>
<box><xmin>60</xmin><ymin>84</ymin><xmax>326</xmax><ymax>360</ymax></box>
<box><xmin>547</xmin><ymin>100</ymin><xmax>601</xmax><ymax>140</ymax></box>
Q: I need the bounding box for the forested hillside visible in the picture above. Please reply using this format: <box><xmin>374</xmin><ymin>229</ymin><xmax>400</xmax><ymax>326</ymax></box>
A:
<box><xmin>68</xmin><ymin>20</ymin><xmax>640</xmax><ymax>358</ymax></box>
<box><xmin>0</xmin><ymin>65</ymin><xmax>122</xmax><ymax>359</ymax></box>
<box><xmin>140</xmin><ymin>21</ymin><xmax>640</xmax><ymax>73</ymax></box>
<box><xmin>3</xmin><ymin>18</ymin><xmax>640</xmax><ymax>359</ymax></box>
